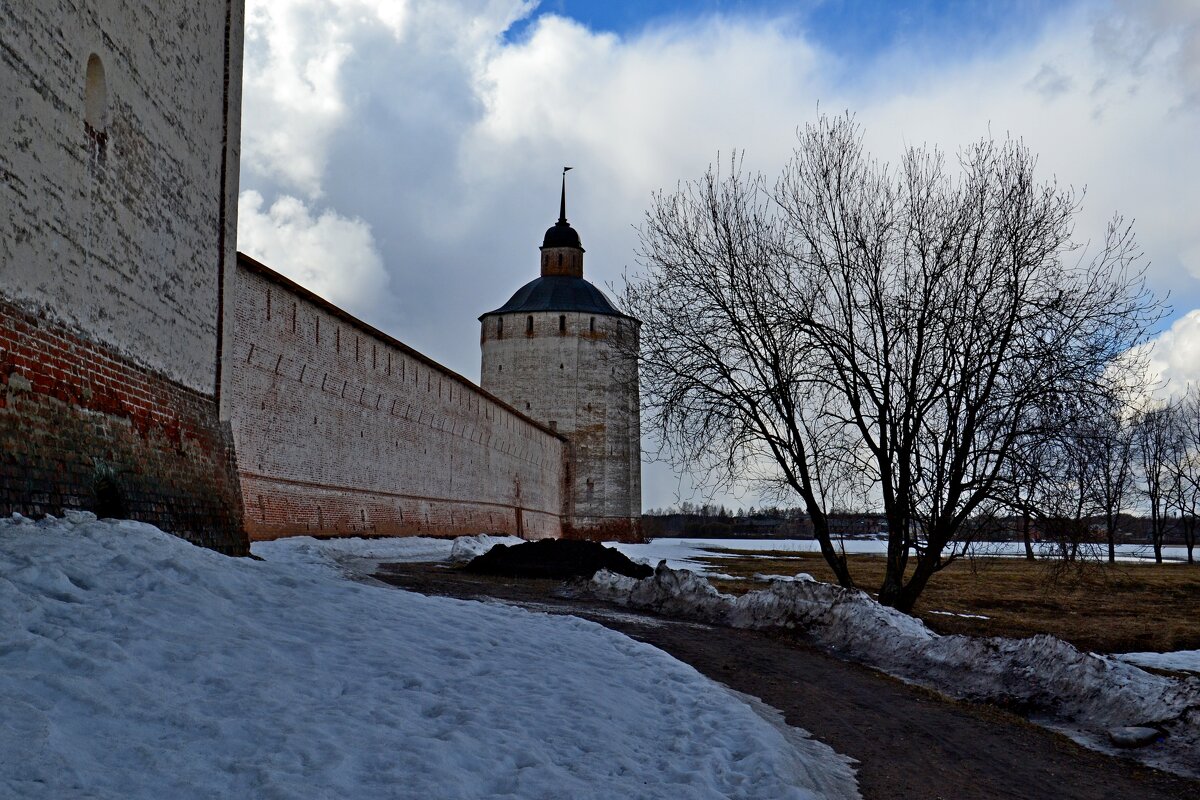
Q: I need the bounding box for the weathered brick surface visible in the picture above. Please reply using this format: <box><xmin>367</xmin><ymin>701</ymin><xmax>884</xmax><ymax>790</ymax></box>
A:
<box><xmin>228</xmin><ymin>256</ymin><xmax>569</xmax><ymax>541</ymax></box>
<box><xmin>0</xmin><ymin>298</ymin><xmax>248</xmax><ymax>554</ymax></box>
<box><xmin>0</xmin><ymin>2</ymin><xmax>246</xmax><ymax>553</ymax></box>
<box><xmin>481</xmin><ymin>309</ymin><xmax>642</xmax><ymax>541</ymax></box>
<box><xmin>0</xmin><ymin>0</ymin><xmax>243</xmax><ymax>393</ymax></box>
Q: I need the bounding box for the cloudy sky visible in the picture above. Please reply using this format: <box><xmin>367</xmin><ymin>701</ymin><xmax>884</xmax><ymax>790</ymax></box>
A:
<box><xmin>236</xmin><ymin>0</ymin><xmax>1200</xmax><ymax>510</ymax></box>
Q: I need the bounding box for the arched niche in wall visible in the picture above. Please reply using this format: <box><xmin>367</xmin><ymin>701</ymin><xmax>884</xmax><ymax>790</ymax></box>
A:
<box><xmin>84</xmin><ymin>53</ymin><xmax>108</xmax><ymax>159</ymax></box>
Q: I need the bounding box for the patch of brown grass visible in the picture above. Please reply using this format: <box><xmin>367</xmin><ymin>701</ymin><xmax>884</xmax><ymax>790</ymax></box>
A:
<box><xmin>697</xmin><ymin>550</ymin><xmax>1200</xmax><ymax>654</ymax></box>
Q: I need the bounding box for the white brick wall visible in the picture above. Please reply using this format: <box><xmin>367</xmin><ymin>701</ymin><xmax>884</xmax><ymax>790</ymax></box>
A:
<box><xmin>480</xmin><ymin>310</ymin><xmax>641</xmax><ymax>530</ymax></box>
<box><xmin>0</xmin><ymin>0</ymin><xmax>243</xmax><ymax>393</ymax></box>
<box><xmin>228</xmin><ymin>258</ymin><xmax>568</xmax><ymax>540</ymax></box>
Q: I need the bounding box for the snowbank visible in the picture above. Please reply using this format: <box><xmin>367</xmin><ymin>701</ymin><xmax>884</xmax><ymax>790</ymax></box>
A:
<box><xmin>251</xmin><ymin>532</ymin><xmax>524</xmax><ymax>578</ymax></box>
<box><xmin>582</xmin><ymin>564</ymin><xmax>1200</xmax><ymax>778</ymax></box>
<box><xmin>1116</xmin><ymin>650</ymin><xmax>1200</xmax><ymax>677</ymax></box>
<box><xmin>0</xmin><ymin>515</ymin><xmax>858</xmax><ymax>799</ymax></box>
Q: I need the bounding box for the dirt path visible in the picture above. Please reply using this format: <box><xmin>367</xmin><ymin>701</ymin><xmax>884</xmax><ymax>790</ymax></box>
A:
<box><xmin>376</xmin><ymin>563</ymin><xmax>1198</xmax><ymax>800</ymax></box>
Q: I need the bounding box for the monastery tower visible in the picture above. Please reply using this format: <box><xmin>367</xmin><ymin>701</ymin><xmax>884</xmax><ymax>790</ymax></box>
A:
<box><xmin>480</xmin><ymin>174</ymin><xmax>642</xmax><ymax>540</ymax></box>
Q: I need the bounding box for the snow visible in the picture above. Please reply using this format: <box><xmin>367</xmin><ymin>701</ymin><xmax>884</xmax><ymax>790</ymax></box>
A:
<box><xmin>610</xmin><ymin>538</ymin><xmax>1198</xmax><ymax>571</ymax></box>
<box><xmin>252</xmin><ymin>532</ymin><xmax>524</xmax><ymax>577</ymax></box>
<box><xmin>581</xmin><ymin>564</ymin><xmax>1200</xmax><ymax>778</ymax></box>
<box><xmin>0</xmin><ymin>515</ymin><xmax>859</xmax><ymax>799</ymax></box>
<box><xmin>1116</xmin><ymin>650</ymin><xmax>1200</xmax><ymax>676</ymax></box>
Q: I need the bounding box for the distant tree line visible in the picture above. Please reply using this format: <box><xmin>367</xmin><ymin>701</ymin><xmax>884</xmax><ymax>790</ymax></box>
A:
<box><xmin>1010</xmin><ymin>385</ymin><xmax>1200</xmax><ymax>565</ymax></box>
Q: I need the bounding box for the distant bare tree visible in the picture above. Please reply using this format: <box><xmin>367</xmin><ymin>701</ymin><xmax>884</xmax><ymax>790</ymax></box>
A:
<box><xmin>1134</xmin><ymin>403</ymin><xmax>1177</xmax><ymax>564</ymax></box>
<box><xmin>1165</xmin><ymin>387</ymin><xmax>1200</xmax><ymax>563</ymax></box>
<box><xmin>628</xmin><ymin>113</ymin><xmax>1162</xmax><ymax>611</ymax></box>
<box><xmin>1079</xmin><ymin>398</ymin><xmax>1138</xmax><ymax>563</ymax></box>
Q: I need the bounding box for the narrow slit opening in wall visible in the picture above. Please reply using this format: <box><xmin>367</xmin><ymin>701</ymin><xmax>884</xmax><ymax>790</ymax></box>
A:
<box><xmin>589</xmin><ymin>317</ymin><xmax>595</xmax><ymax>332</ymax></box>
<box><xmin>526</xmin><ymin>316</ymin><xmax>533</xmax><ymax>334</ymax></box>
<box><xmin>559</xmin><ymin>315</ymin><xmax>566</xmax><ymax>334</ymax></box>
<box><xmin>497</xmin><ymin>318</ymin><xmax>503</xmax><ymax>339</ymax></box>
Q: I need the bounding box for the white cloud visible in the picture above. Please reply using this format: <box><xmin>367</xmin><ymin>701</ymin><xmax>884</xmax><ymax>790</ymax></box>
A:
<box><xmin>1142</xmin><ymin>309</ymin><xmax>1200</xmax><ymax>397</ymax></box>
<box><xmin>237</xmin><ymin>191</ymin><xmax>391</xmax><ymax>316</ymax></box>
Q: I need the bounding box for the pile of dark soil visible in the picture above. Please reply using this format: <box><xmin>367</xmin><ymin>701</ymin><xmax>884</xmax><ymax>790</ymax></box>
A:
<box><xmin>463</xmin><ymin>538</ymin><xmax>654</xmax><ymax>580</ymax></box>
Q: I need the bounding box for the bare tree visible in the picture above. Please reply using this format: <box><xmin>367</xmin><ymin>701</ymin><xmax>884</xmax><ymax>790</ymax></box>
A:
<box><xmin>1165</xmin><ymin>387</ymin><xmax>1200</xmax><ymax>563</ymax></box>
<box><xmin>1079</xmin><ymin>398</ymin><xmax>1138</xmax><ymax>563</ymax></box>
<box><xmin>628</xmin><ymin>113</ymin><xmax>1162</xmax><ymax>611</ymax></box>
<box><xmin>1133</xmin><ymin>403</ymin><xmax>1177</xmax><ymax>564</ymax></box>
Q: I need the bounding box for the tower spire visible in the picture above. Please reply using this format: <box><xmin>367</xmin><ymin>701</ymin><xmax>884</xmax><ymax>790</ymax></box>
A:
<box><xmin>559</xmin><ymin>166</ymin><xmax>573</xmax><ymax>224</ymax></box>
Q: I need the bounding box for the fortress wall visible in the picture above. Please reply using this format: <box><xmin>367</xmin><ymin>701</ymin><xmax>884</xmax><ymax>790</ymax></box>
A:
<box><xmin>229</xmin><ymin>256</ymin><xmax>568</xmax><ymax>541</ymax></box>
<box><xmin>0</xmin><ymin>2</ymin><xmax>248</xmax><ymax>552</ymax></box>
<box><xmin>0</xmin><ymin>298</ymin><xmax>247</xmax><ymax>554</ymax></box>
<box><xmin>0</xmin><ymin>0</ymin><xmax>242</xmax><ymax>392</ymax></box>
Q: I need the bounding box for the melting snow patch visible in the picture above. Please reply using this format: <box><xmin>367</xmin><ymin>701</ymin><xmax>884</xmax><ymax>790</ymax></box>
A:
<box><xmin>1115</xmin><ymin>650</ymin><xmax>1200</xmax><ymax>677</ymax></box>
<box><xmin>1</xmin><ymin>516</ymin><xmax>859</xmax><ymax>799</ymax></box>
<box><xmin>581</xmin><ymin>563</ymin><xmax>1200</xmax><ymax>778</ymax></box>
<box><xmin>928</xmin><ymin>610</ymin><xmax>991</xmax><ymax>620</ymax></box>
<box><xmin>755</xmin><ymin>573</ymin><xmax>817</xmax><ymax>583</ymax></box>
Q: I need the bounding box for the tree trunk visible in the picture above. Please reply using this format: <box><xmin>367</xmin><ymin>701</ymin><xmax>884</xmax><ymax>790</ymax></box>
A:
<box><xmin>809</xmin><ymin>508</ymin><xmax>854</xmax><ymax>589</ymax></box>
<box><xmin>890</xmin><ymin>553</ymin><xmax>939</xmax><ymax>613</ymax></box>
<box><xmin>1184</xmin><ymin>518</ymin><xmax>1195</xmax><ymax>565</ymax></box>
<box><xmin>1106</xmin><ymin>513</ymin><xmax>1117</xmax><ymax>565</ymax></box>
<box><xmin>877</xmin><ymin>510</ymin><xmax>912</xmax><ymax>608</ymax></box>
<box><xmin>1022</xmin><ymin>513</ymin><xmax>1035</xmax><ymax>561</ymax></box>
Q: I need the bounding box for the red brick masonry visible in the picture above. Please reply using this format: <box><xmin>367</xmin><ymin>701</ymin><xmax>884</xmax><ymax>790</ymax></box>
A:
<box><xmin>0</xmin><ymin>297</ymin><xmax>247</xmax><ymax>555</ymax></box>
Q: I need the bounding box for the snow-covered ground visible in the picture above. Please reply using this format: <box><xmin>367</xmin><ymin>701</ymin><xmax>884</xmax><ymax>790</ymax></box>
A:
<box><xmin>0</xmin><ymin>515</ymin><xmax>859</xmax><ymax>800</ymax></box>
<box><xmin>580</xmin><ymin>565</ymin><xmax>1200</xmax><ymax>779</ymax></box>
<box><xmin>609</xmin><ymin>537</ymin><xmax>1198</xmax><ymax>566</ymax></box>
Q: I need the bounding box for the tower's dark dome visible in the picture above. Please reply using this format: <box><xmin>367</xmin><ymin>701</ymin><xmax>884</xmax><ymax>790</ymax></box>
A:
<box><xmin>541</xmin><ymin>220</ymin><xmax>583</xmax><ymax>250</ymax></box>
<box><xmin>480</xmin><ymin>275</ymin><xmax>632</xmax><ymax>319</ymax></box>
